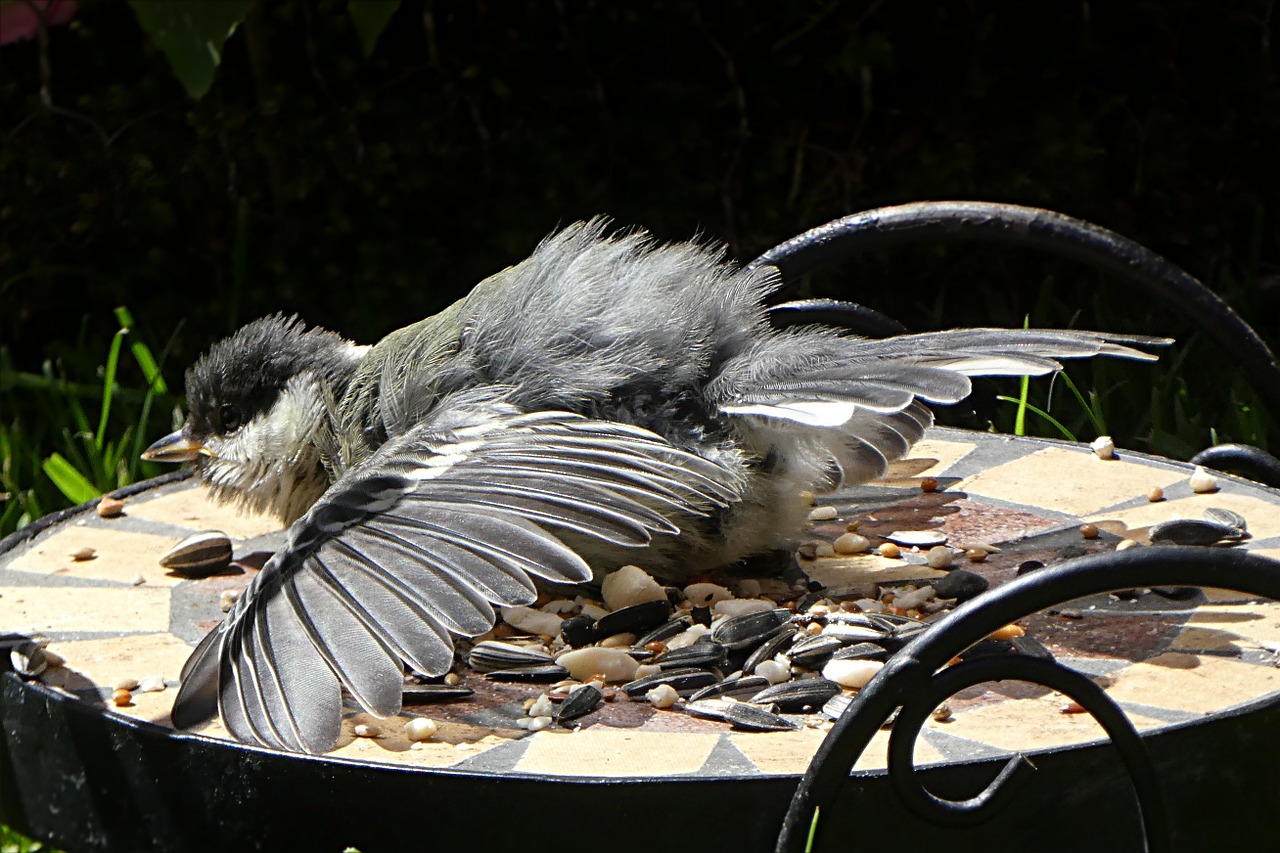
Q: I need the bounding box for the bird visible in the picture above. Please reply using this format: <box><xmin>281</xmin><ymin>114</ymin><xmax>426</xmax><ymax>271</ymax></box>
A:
<box><xmin>142</xmin><ymin>219</ymin><xmax>1167</xmax><ymax>753</ymax></box>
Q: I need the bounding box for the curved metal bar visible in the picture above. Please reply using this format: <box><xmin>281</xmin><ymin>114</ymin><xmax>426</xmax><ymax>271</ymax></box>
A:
<box><xmin>747</xmin><ymin>202</ymin><xmax>1280</xmax><ymax>425</ymax></box>
<box><xmin>1190</xmin><ymin>444</ymin><xmax>1280</xmax><ymax>489</ymax></box>
<box><xmin>887</xmin><ymin>655</ymin><xmax>1166</xmax><ymax>850</ymax></box>
<box><xmin>766</xmin><ymin>298</ymin><xmax>910</xmax><ymax>338</ymax></box>
<box><xmin>776</xmin><ymin>546</ymin><xmax>1280</xmax><ymax>852</ymax></box>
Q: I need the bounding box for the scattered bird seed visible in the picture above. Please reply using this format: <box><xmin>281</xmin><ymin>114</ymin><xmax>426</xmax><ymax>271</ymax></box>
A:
<box><xmin>878</xmin><ymin>542</ymin><xmax>901</xmax><ymax>559</ymax></box>
<box><xmin>1147</xmin><ymin>486</ymin><xmax>1165</xmax><ymax>502</ymax></box>
<box><xmin>965</xmin><ymin>547</ymin><xmax>987</xmax><ymax>563</ymax></box>
<box><xmin>1116</xmin><ymin>539</ymin><xmax>1141</xmax><ymax>551</ymax></box>
<box><xmin>353</xmin><ymin>723</ymin><xmax>379</xmax><ymax>738</ymax></box>
<box><xmin>833</xmin><ymin>533</ymin><xmax>870</xmax><ymax>554</ymax></box>
<box><xmin>111</xmin><ymin>688</ymin><xmax>133</xmax><ymax>707</ymax></box>
<box><xmin>70</xmin><ymin>547</ymin><xmax>96</xmax><ymax>561</ymax></box>
<box><xmin>137</xmin><ymin>675</ymin><xmax>166</xmax><ymax>693</ymax></box>
<box><xmin>96</xmin><ymin>496</ymin><xmax>125</xmax><ymax>518</ymax></box>
<box><xmin>1080</xmin><ymin>523</ymin><xmax>1099</xmax><ymax>540</ymax></box>
<box><xmin>159</xmin><ymin>531</ymin><xmax>233</xmax><ymax>577</ymax></box>
<box><xmin>990</xmin><ymin>624</ymin><xmax>1026</xmax><ymax>641</ymax></box>
<box><xmin>1189</xmin><ymin>466</ymin><xmax>1219</xmax><ymax>493</ymax></box>
<box><xmin>645</xmin><ymin>683</ymin><xmax>680</xmax><ymax>708</ymax></box>
<box><xmin>405</xmin><ymin>717</ymin><xmax>438</xmax><ymax>742</ymax></box>
<box><xmin>925</xmin><ymin>546</ymin><xmax>953</xmax><ymax>569</ymax></box>
<box><xmin>807</xmin><ymin>505</ymin><xmax>838</xmax><ymax>521</ymax></box>
<box><xmin>920</xmin><ymin>477</ymin><xmax>939</xmax><ymax>493</ymax></box>
<box><xmin>219</xmin><ymin>590</ymin><xmax>240</xmax><ymax>612</ymax></box>
<box><xmin>1090</xmin><ymin>435</ymin><xmax>1115</xmax><ymax>460</ymax></box>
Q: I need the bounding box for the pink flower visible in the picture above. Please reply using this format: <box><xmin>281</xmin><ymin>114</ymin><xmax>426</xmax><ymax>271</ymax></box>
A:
<box><xmin>0</xmin><ymin>0</ymin><xmax>77</xmax><ymax>46</ymax></box>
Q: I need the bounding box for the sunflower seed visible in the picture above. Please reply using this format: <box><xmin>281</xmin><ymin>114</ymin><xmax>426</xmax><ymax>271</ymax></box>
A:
<box><xmin>743</xmin><ymin>628</ymin><xmax>800</xmax><ymax>675</ymax></box>
<box><xmin>593</xmin><ymin>599</ymin><xmax>672</xmax><ymax>639</ymax></box>
<box><xmin>402</xmin><ymin>683</ymin><xmax>474</xmax><ymax>703</ymax></box>
<box><xmin>468</xmin><ymin>641</ymin><xmax>554</xmax><ymax>672</ymax></box>
<box><xmin>159</xmin><ymin>531</ymin><xmax>233</xmax><ymax>577</ymax></box>
<box><xmin>688</xmin><ymin>674</ymin><xmax>773</xmax><ymax>702</ymax></box>
<box><xmin>555</xmin><ymin>683</ymin><xmax>603</xmax><ymax>723</ymax></box>
<box><xmin>484</xmin><ymin>664</ymin><xmax>571</xmax><ymax>682</ymax></box>
<box><xmin>722</xmin><ymin>701</ymin><xmax>799</xmax><ymax>732</ymax></box>
<box><xmin>633</xmin><ymin>614</ymin><xmax>694</xmax><ymax>649</ymax></box>
<box><xmin>711</xmin><ymin>608</ymin><xmax>793</xmax><ymax>650</ymax></box>
<box><xmin>787</xmin><ymin>634</ymin><xmax>846</xmax><ymax>668</ymax></box>
<box><xmin>622</xmin><ymin>666</ymin><xmax>720</xmax><ymax>698</ymax></box>
<box><xmin>654</xmin><ymin>640</ymin><xmax>728</xmax><ymax>671</ymax></box>
<box><xmin>750</xmin><ymin>677</ymin><xmax>842</xmax><ymax>712</ymax></box>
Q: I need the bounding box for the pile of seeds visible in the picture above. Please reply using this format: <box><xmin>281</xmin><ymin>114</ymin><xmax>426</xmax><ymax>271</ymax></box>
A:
<box><xmin>446</xmin><ymin>554</ymin><xmax>998</xmax><ymax>734</ymax></box>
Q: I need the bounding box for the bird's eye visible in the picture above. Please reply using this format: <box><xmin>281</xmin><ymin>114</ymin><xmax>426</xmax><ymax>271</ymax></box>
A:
<box><xmin>220</xmin><ymin>404</ymin><xmax>243</xmax><ymax>433</ymax></box>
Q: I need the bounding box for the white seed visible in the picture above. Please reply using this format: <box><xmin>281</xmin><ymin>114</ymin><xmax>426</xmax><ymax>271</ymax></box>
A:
<box><xmin>1116</xmin><ymin>539</ymin><xmax>1141</xmax><ymax>551</ymax></box>
<box><xmin>136</xmin><ymin>675</ymin><xmax>166</xmax><ymax>693</ymax></box>
<box><xmin>443</xmin><ymin>672</ymin><xmax>461</xmax><ymax>686</ymax></box>
<box><xmin>926</xmin><ymin>546</ymin><xmax>954</xmax><ymax>569</ymax></box>
<box><xmin>528</xmin><ymin>694</ymin><xmax>555</xmax><ymax>718</ymax></box>
<box><xmin>712</xmin><ymin>597</ymin><xmax>775</xmax><ymax>618</ymax></box>
<box><xmin>1189</xmin><ymin>466</ymin><xmax>1219</xmax><ymax>493</ymax></box>
<box><xmin>405</xmin><ymin>718</ymin><xmax>438</xmax><ymax>742</ymax></box>
<box><xmin>814</xmin><ymin>542</ymin><xmax>837</xmax><ymax>558</ymax></box>
<box><xmin>527</xmin><ymin>715</ymin><xmax>553</xmax><ymax>732</ymax></box>
<box><xmin>1090</xmin><ymin>435</ymin><xmax>1116</xmax><ymax>460</ymax></box>
<box><xmin>890</xmin><ymin>585</ymin><xmax>935</xmax><ymax>611</ymax></box>
<box><xmin>822</xmin><ymin>658</ymin><xmax>884</xmax><ymax>689</ymax></box>
<box><xmin>500</xmin><ymin>605</ymin><xmax>564</xmax><ymax>637</ymax></box>
<box><xmin>634</xmin><ymin>663</ymin><xmax>662</xmax><ymax>679</ymax></box>
<box><xmin>645</xmin><ymin>683</ymin><xmax>680</xmax><ymax>709</ymax></box>
<box><xmin>683</xmin><ymin>582</ymin><xmax>733</xmax><ymax>607</ymax></box>
<box><xmin>70</xmin><ymin>547</ymin><xmax>96</xmax><ymax>561</ymax></box>
<box><xmin>353</xmin><ymin>723</ymin><xmax>379</xmax><ymax>738</ymax></box>
<box><xmin>665</xmin><ymin>623</ymin><xmax>711</xmax><ymax>650</ymax></box>
<box><xmin>735</xmin><ymin>579</ymin><xmax>762</xmax><ymax>598</ymax></box>
<box><xmin>807</xmin><ymin>506</ymin><xmax>838</xmax><ymax>521</ymax></box>
<box><xmin>132</xmin><ymin>574</ymin><xmax>146</xmax><ymax>586</ymax></box>
<box><xmin>115</xmin><ymin>677</ymin><xmax>140</xmax><ymax>691</ymax></box>
<box><xmin>577</xmin><ymin>601</ymin><xmax>609</xmax><ymax>620</ymax></box>
<box><xmin>219</xmin><ymin>589</ymin><xmax>240</xmax><ymax>612</ymax></box>
<box><xmin>755</xmin><ymin>659</ymin><xmax>791</xmax><ymax>685</ymax></box>
<box><xmin>833</xmin><ymin>533</ymin><xmax>870</xmax><ymax>554</ymax></box>
<box><xmin>540</xmin><ymin>599</ymin><xmax>579</xmax><ymax>615</ymax></box>
<box><xmin>554</xmin><ymin>646</ymin><xmax>639</xmax><ymax>682</ymax></box>
<box><xmin>601</xmin><ymin>564</ymin><xmax>668</xmax><ymax>610</ymax></box>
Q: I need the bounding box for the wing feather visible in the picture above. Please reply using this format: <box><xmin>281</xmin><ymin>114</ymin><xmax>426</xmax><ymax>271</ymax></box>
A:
<box><xmin>173</xmin><ymin>407</ymin><xmax>739</xmax><ymax>753</ymax></box>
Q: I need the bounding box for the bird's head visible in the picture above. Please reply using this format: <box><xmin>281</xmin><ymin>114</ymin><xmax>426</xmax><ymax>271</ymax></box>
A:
<box><xmin>143</xmin><ymin>315</ymin><xmax>366</xmax><ymax>522</ymax></box>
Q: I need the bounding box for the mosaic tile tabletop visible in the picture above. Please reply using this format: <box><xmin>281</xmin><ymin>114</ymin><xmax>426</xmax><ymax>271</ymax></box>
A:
<box><xmin>2</xmin><ymin>428</ymin><xmax>1278</xmax><ymax>779</ymax></box>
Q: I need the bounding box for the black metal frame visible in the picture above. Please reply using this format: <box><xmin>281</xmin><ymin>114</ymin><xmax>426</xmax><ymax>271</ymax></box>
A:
<box><xmin>754</xmin><ymin>201</ymin><xmax>1280</xmax><ymax>427</ymax></box>
<box><xmin>776</xmin><ymin>547</ymin><xmax>1280</xmax><ymax>852</ymax></box>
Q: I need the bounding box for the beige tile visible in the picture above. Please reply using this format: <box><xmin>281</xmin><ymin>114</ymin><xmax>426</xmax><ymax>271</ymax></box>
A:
<box><xmin>728</xmin><ymin>726</ymin><xmax>942</xmax><ymax>774</ymax></box>
<box><xmin>515</xmin><ymin>726</ymin><xmax>720</xmax><ymax>777</ymax></box>
<box><xmin>0</xmin><ymin>584</ymin><xmax>171</xmax><ymax>633</ymax></box>
<box><xmin>40</xmin><ymin>632</ymin><xmax>194</xmax><ymax>692</ymax></box>
<box><xmin>1085</xmin><ymin>493</ymin><xmax>1280</xmax><ymax>542</ymax></box>
<box><xmin>799</xmin><ymin>554</ymin><xmax>947</xmax><ymax>589</ymax></box>
<box><xmin>929</xmin><ymin>694</ymin><xmax>1169</xmax><ymax>753</ymax></box>
<box><xmin>9</xmin><ymin>526</ymin><xmax>186</xmax><ymax>587</ymax></box>
<box><xmin>329</xmin><ymin>713</ymin><xmax>518</xmax><ymax>768</ymax></box>
<box><xmin>957</xmin><ymin>447</ymin><xmax>1184</xmax><ymax>516</ymax></box>
<box><xmin>1105</xmin><ymin>652</ymin><xmax>1280</xmax><ymax>714</ymax></box>
<box><xmin>126</xmin><ymin>486</ymin><xmax>283</xmax><ymax>540</ymax></box>
<box><xmin>1169</xmin><ymin>602</ymin><xmax>1280</xmax><ymax>652</ymax></box>
<box><xmin>879</xmin><ymin>439</ymin><xmax>977</xmax><ymax>484</ymax></box>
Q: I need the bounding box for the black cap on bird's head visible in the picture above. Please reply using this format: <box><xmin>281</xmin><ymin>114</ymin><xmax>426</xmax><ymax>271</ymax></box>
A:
<box><xmin>142</xmin><ymin>315</ymin><xmax>362</xmax><ymax>491</ymax></box>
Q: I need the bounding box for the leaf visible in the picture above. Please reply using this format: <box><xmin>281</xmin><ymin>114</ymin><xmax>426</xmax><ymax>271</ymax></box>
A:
<box><xmin>129</xmin><ymin>1</ymin><xmax>256</xmax><ymax>99</ymax></box>
<box><xmin>114</xmin><ymin>306</ymin><xmax>169</xmax><ymax>394</ymax></box>
<box><xmin>347</xmin><ymin>0</ymin><xmax>400</xmax><ymax>57</ymax></box>
<box><xmin>42</xmin><ymin>453</ymin><xmax>101</xmax><ymax>505</ymax></box>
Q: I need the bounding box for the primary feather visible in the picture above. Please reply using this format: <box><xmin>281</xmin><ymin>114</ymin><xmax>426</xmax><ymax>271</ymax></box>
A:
<box><xmin>157</xmin><ymin>219</ymin><xmax>1168</xmax><ymax>752</ymax></box>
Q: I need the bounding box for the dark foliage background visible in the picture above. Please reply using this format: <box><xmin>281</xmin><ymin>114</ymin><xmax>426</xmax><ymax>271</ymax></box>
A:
<box><xmin>1</xmin><ymin>0</ymin><xmax>1278</xmax><ymax>524</ymax></box>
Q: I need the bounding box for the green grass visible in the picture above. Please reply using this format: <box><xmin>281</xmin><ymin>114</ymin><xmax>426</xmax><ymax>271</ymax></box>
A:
<box><xmin>0</xmin><ymin>307</ymin><xmax>182</xmax><ymax>538</ymax></box>
<box><xmin>1</xmin><ymin>824</ymin><xmax>48</xmax><ymax>853</ymax></box>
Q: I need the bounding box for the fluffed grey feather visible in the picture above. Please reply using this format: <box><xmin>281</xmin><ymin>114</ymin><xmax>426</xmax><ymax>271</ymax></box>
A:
<box><xmin>149</xmin><ymin>218</ymin><xmax>1169</xmax><ymax>753</ymax></box>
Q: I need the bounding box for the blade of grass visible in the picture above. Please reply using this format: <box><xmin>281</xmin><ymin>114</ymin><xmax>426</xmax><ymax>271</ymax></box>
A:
<box><xmin>996</xmin><ymin>395</ymin><xmax>1078</xmax><ymax>441</ymax></box>
<box><xmin>1057</xmin><ymin>369</ymin><xmax>1107</xmax><ymax>436</ymax></box>
<box><xmin>1014</xmin><ymin>374</ymin><xmax>1029</xmax><ymax>436</ymax></box>
<box><xmin>42</xmin><ymin>452</ymin><xmax>101</xmax><ymax>504</ymax></box>
<box><xmin>96</xmin><ymin>328</ymin><xmax>127</xmax><ymax>451</ymax></box>
<box><xmin>114</xmin><ymin>306</ymin><xmax>169</xmax><ymax>395</ymax></box>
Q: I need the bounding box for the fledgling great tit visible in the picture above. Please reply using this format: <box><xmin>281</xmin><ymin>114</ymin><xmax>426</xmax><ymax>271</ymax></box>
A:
<box><xmin>143</xmin><ymin>219</ymin><xmax>1167</xmax><ymax>753</ymax></box>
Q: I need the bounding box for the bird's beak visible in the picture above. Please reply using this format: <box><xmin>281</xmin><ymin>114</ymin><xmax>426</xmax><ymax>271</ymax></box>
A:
<box><xmin>142</xmin><ymin>430</ymin><xmax>211</xmax><ymax>463</ymax></box>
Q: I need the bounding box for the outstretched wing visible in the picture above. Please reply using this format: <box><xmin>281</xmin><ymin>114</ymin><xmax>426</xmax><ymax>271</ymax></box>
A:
<box><xmin>172</xmin><ymin>407</ymin><xmax>739</xmax><ymax>754</ymax></box>
<box><xmin>716</xmin><ymin>327</ymin><xmax>1170</xmax><ymax>485</ymax></box>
